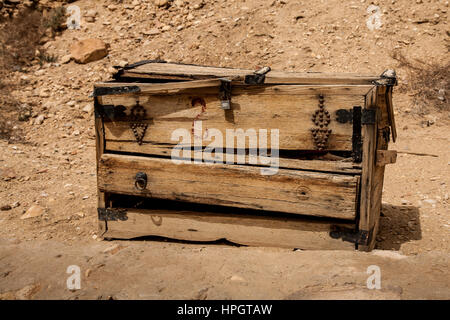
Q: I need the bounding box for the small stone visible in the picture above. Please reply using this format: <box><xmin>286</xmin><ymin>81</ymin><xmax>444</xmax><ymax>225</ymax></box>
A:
<box><xmin>118</xmin><ymin>60</ymin><xmax>128</xmax><ymax>67</ymax></box>
<box><xmin>12</xmin><ymin>201</ymin><xmax>20</xmax><ymax>208</ymax></box>
<box><xmin>21</xmin><ymin>205</ymin><xmax>45</xmax><ymax>220</ymax></box>
<box><xmin>1</xmin><ymin>205</ymin><xmax>12</xmax><ymax>211</ymax></box>
<box><xmin>85</xmin><ymin>9</ymin><xmax>97</xmax><ymax>18</ymax></box>
<box><xmin>60</xmin><ymin>54</ymin><xmax>71</xmax><ymax>64</ymax></box>
<box><xmin>143</xmin><ymin>28</ymin><xmax>160</xmax><ymax>35</ymax></box>
<box><xmin>70</xmin><ymin>39</ymin><xmax>109</xmax><ymax>64</ymax></box>
<box><xmin>154</xmin><ymin>0</ymin><xmax>169</xmax><ymax>7</ymax></box>
<box><xmin>82</xmin><ymin>104</ymin><xmax>94</xmax><ymax>113</ymax></box>
<box><xmin>103</xmin><ymin>244</ymin><xmax>124</xmax><ymax>255</ymax></box>
<box><xmin>401</xmin><ymin>199</ymin><xmax>410</xmax><ymax>205</ymax></box>
<box><xmin>230</xmin><ymin>275</ymin><xmax>245</xmax><ymax>282</ymax></box>
<box><xmin>34</xmin><ymin>115</ymin><xmax>45</xmax><ymax>125</ymax></box>
<box><xmin>72</xmin><ymin>130</ymin><xmax>80</xmax><ymax>136</ymax></box>
<box><xmin>15</xmin><ymin>284</ymin><xmax>40</xmax><ymax>300</ymax></box>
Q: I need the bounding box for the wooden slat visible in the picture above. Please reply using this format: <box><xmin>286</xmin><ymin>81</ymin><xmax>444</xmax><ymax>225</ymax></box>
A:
<box><xmin>101</xmin><ymin>88</ymin><xmax>366</xmax><ymax>151</ymax></box>
<box><xmin>103</xmin><ymin>208</ymin><xmax>356</xmax><ymax>250</ymax></box>
<box><xmin>95</xmin><ymin>97</ymin><xmax>108</xmax><ymax>237</ymax></box>
<box><xmin>104</xmin><ymin>142</ymin><xmax>362</xmax><ymax>174</ymax></box>
<box><xmin>121</xmin><ymin>63</ymin><xmax>381</xmax><ymax>85</ymax></box>
<box><xmin>98</xmin><ymin>154</ymin><xmax>359</xmax><ymax>220</ymax></box>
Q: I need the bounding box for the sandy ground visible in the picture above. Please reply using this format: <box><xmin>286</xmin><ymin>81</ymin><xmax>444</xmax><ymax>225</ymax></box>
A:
<box><xmin>0</xmin><ymin>0</ymin><xmax>449</xmax><ymax>299</ymax></box>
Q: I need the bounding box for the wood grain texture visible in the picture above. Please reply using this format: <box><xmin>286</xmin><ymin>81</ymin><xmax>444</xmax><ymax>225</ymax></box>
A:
<box><xmin>98</xmin><ymin>154</ymin><xmax>359</xmax><ymax>220</ymax></box>
<box><xmin>376</xmin><ymin>150</ymin><xmax>397</xmax><ymax>166</ymax></box>
<box><xmin>104</xmin><ymin>142</ymin><xmax>362</xmax><ymax>174</ymax></box>
<box><xmin>102</xmin><ymin>88</ymin><xmax>366</xmax><ymax>151</ymax></box>
<box><xmin>120</xmin><ymin>62</ymin><xmax>381</xmax><ymax>85</ymax></box>
<box><xmin>103</xmin><ymin>208</ymin><xmax>356</xmax><ymax>250</ymax></box>
<box><xmin>95</xmin><ymin>98</ymin><xmax>108</xmax><ymax>237</ymax></box>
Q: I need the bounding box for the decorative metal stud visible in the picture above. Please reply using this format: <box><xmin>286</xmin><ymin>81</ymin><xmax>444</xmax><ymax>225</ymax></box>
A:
<box><xmin>310</xmin><ymin>94</ymin><xmax>332</xmax><ymax>150</ymax></box>
<box><xmin>129</xmin><ymin>100</ymin><xmax>148</xmax><ymax>145</ymax></box>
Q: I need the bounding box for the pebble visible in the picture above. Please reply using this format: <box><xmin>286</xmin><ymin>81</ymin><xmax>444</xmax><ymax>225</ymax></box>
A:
<box><xmin>1</xmin><ymin>205</ymin><xmax>12</xmax><ymax>211</ymax></box>
<box><xmin>21</xmin><ymin>205</ymin><xmax>45</xmax><ymax>220</ymax></box>
<box><xmin>15</xmin><ymin>283</ymin><xmax>41</xmax><ymax>300</ymax></box>
<box><xmin>60</xmin><ymin>54</ymin><xmax>72</xmax><ymax>64</ymax></box>
<box><xmin>82</xmin><ymin>104</ymin><xmax>94</xmax><ymax>113</ymax></box>
<box><xmin>34</xmin><ymin>115</ymin><xmax>45</xmax><ymax>125</ymax></box>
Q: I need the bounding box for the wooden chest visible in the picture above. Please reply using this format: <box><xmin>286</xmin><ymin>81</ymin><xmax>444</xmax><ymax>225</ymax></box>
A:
<box><xmin>93</xmin><ymin>62</ymin><xmax>397</xmax><ymax>251</ymax></box>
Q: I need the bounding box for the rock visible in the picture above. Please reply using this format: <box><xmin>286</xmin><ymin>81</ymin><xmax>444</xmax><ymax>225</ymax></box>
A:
<box><xmin>0</xmin><ymin>291</ymin><xmax>16</xmax><ymax>300</ymax></box>
<box><xmin>85</xmin><ymin>9</ymin><xmax>97</xmax><ymax>18</ymax></box>
<box><xmin>401</xmin><ymin>200</ymin><xmax>410</xmax><ymax>205</ymax></box>
<box><xmin>21</xmin><ymin>205</ymin><xmax>45</xmax><ymax>220</ymax></box>
<box><xmin>230</xmin><ymin>275</ymin><xmax>245</xmax><ymax>282</ymax></box>
<box><xmin>103</xmin><ymin>244</ymin><xmax>124</xmax><ymax>255</ymax></box>
<box><xmin>85</xmin><ymin>16</ymin><xmax>95</xmax><ymax>23</ymax></box>
<box><xmin>437</xmin><ymin>89</ymin><xmax>446</xmax><ymax>101</ymax></box>
<box><xmin>118</xmin><ymin>60</ymin><xmax>128</xmax><ymax>67</ymax></box>
<box><xmin>82</xmin><ymin>104</ymin><xmax>94</xmax><ymax>113</ymax></box>
<box><xmin>15</xmin><ymin>284</ymin><xmax>40</xmax><ymax>300</ymax></box>
<box><xmin>70</xmin><ymin>39</ymin><xmax>109</xmax><ymax>64</ymax></box>
<box><xmin>12</xmin><ymin>201</ymin><xmax>20</xmax><ymax>208</ymax></box>
<box><xmin>1</xmin><ymin>205</ymin><xmax>12</xmax><ymax>211</ymax></box>
<box><xmin>143</xmin><ymin>28</ymin><xmax>160</xmax><ymax>35</ymax></box>
<box><xmin>60</xmin><ymin>54</ymin><xmax>71</xmax><ymax>64</ymax></box>
<box><xmin>34</xmin><ymin>115</ymin><xmax>45</xmax><ymax>125</ymax></box>
<box><xmin>154</xmin><ymin>0</ymin><xmax>169</xmax><ymax>7</ymax></box>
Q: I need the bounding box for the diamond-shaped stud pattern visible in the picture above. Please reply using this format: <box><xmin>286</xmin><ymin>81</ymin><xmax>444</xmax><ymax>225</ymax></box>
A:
<box><xmin>311</xmin><ymin>94</ymin><xmax>332</xmax><ymax>150</ymax></box>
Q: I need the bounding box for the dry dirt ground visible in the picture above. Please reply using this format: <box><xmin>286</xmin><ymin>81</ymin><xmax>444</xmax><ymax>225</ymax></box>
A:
<box><xmin>0</xmin><ymin>0</ymin><xmax>449</xmax><ymax>299</ymax></box>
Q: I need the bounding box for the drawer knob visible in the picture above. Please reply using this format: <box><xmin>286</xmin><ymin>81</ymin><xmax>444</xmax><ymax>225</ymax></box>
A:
<box><xmin>134</xmin><ymin>172</ymin><xmax>147</xmax><ymax>190</ymax></box>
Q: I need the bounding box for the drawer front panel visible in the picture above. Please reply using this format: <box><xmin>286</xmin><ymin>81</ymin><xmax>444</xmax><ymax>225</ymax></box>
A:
<box><xmin>100</xmin><ymin>85</ymin><xmax>370</xmax><ymax>155</ymax></box>
<box><xmin>98</xmin><ymin>154</ymin><xmax>358</xmax><ymax>220</ymax></box>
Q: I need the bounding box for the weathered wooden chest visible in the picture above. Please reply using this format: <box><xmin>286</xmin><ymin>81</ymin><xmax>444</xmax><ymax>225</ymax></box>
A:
<box><xmin>93</xmin><ymin>62</ymin><xmax>397</xmax><ymax>251</ymax></box>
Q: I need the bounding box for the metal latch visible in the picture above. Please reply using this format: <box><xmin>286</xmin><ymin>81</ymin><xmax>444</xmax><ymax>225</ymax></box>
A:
<box><xmin>219</xmin><ymin>79</ymin><xmax>232</xmax><ymax>110</ymax></box>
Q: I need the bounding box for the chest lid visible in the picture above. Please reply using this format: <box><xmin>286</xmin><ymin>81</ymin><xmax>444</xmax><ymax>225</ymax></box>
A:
<box><xmin>110</xmin><ymin>60</ymin><xmax>395</xmax><ymax>86</ymax></box>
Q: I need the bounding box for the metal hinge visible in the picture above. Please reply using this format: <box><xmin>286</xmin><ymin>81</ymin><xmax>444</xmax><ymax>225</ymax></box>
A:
<box><xmin>91</xmin><ymin>85</ymin><xmax>141</xmax><ymax>97</ymax></box>
<box><xmin>335</xmin><ymin>108</ymin><xmax>376</xmax><ymax>125</ymax></box>
<box><xmin>329</xmin><ymin>226</ymin><xmax>370</xmax><ymax>245</ymax></box>
<box><xmin>98</xmin><ymin>208</ymin><xmax>128</xmax><ymax>221</ymax></box>
<box><xmin>94</xmin><ymin>104</ymin><xmax>127</xmax><ymax>120</ymax></box>
<box><xmin>244</xmin><ymin>66</ymin><xmax>271</xmax><ymax>85</ymax></box>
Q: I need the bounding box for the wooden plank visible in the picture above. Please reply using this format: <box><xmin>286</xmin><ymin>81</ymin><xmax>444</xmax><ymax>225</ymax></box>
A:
<box><xmin>95</xmin><ymin>96</ymin><xmax>108</xmax><ymax>237</ymax></box>
<box><xmin>122</xmin><ymin>63</ymin><xmax>381</xmax><ymax>85</ymax></box>
<box><xmin>376</xmin><ymin>150</ymin><xmax>397</xmax><ymax>166</ymax></box>
<box><xmin>359</xmin><ymin>87</ymin><xmax>391</xmax><ymax>251</ymax></box>
<box><xmin>103</xmin><ymin>208</ymin><xmax>356</xmax><ymax>250</ymax></box>
<box><xmin>104</xmin><ymin>142</ymin><xmax>362</xmax><ymax>174</ymax></box>
<box><xmin>98</xmin><ymin>154</ymin><xmax>359</xmax><ymax>220</ymax></box>
<box><xmin>94</xmin><ymin>79</ymin><xmax>222</xmax><ymax>94</ymax></box>
<box><xmin>358</xmin><ymin>96</ymin><xmax>378</xmax><ymax>246</ymax></box>
<box><xmin>101</xmin><ymin>90</ymin><xmax>365</xmax><ymax>151</ymax></box>
<box><xmin>95</xmin><ymin>82</ymin><xmax>374</xmax><ymax>96</ymax></box>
